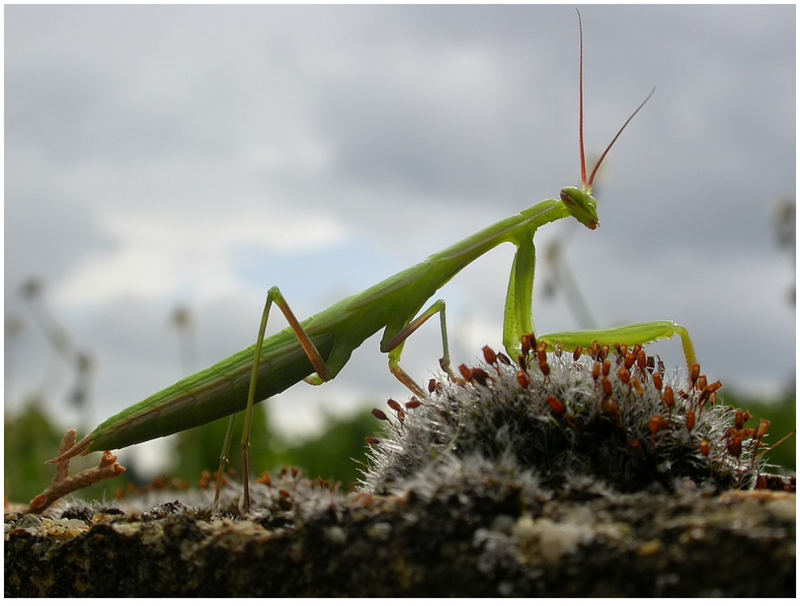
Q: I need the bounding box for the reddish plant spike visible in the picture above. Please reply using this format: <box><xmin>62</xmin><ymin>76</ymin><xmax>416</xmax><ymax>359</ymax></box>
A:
<box><xmin>397</xmin><ymin>409</ymin><xmax>405</xmax><ymax>424</ymax></box>
<box><xmin>617</xmin><ymin>344</ymin><xmax>628</xmax><ymax>357</ymax></box>
<box><xmin>698</xmin><ymin>380</ymin><xmax>719</xmax><ymax>407</ymax></box>
<box><xmin>428</xmin><ymin>378</ymin><xmax>438</xmax><ymax>393</ymax></box>
<box><xmin>517</xmin><ymin>369</ymin><xmax>530</xmax><ymax>389</ymax></box>
<box><xmin>573</xmin><ymin>346</ymin><xmax>582</xmax><ymax>361</ymax></box>
<box><xmin>497</xmin><ymin>352</ymin><xmax>511</xmax><ymax>366</ymax></box>
<box><xmin>482</xmin><ymin>345</ymin><xmax>497</xmax><ymax>366</ymax></box>
<box><xmin>631</xmin><ymin>343</ymin><xmax>642</xmax><ymax>357</ymax></box>
<box><xmin>365</xmin><ymin>436</ymin><xmax>379</xmax><ymax>446</ymax></box>
<box><xmin>405</xmin><ymin>398</ymin><xmax>423</xmax><ymax>410</ymax></box>
<box><xmin>517</xmin><ymin>353</ymin><xmax>528</xmax><ymax>371</ymax></box>
<box><xmin>690</xmin><ymin>363</ymin><xmax>700</xmax><ymax>385</ymax></box>
<box><xmin>700</xmin><ymin>438</ymin><xmax>711</xmax><ymax>457</ymax></box>
<box><xmin>372</xmin><ymin>408</ymin><xmax>388</xmax><ymax>421</ymax></box>
<box><xmin>631</xmin><ymin>376</ymin><xmax>644</xmax><ymax>396</ymax></box>
<box><xmin>600</xmin><ymin>344</ymin><xmax>609</xmax><ymax>361</ymax></box>
<box><xmin>756</xmin><ymin>419</ymin><xmax>770</xmax><ymax>439</ymax></box>
<box><xmin>458</xmin><ymin>364</ymin><xmax>472</xmax><ymax>381</ymax></box>
<box><xmin>624</xmin><ymin>352</ymin><xmax>635</xmax><ymax>370</ymax></box>
<box><xmin>539</xmin><ymin>359</ymin><xmax>551</xmax><ymax>377</ymax></box>
<box><xmin>696</xmin><ymin>375</ymin><xmax>707</xmax><ymax>392</ymax></box>
<box><xmin>652</xmin><ymin>372</ymin><xmax>663</xmax><ymax>392</ymax></box>
<box><xmin>646</xmin><ymin>355</ymin><xmax>655</xmax><ymax>374</ymax></box>
<box><xmin>630</xmin><ymin>438</ymin><xmax>644</xmax><ymax>458</ymax></box>
<box><xmin>387</xmin><ymin>398</ymin><xmax>402</xmax><ymax>412</ymax></box>
<box><xmin>728</xmin><ymin>434</ymin><xmax>743</xmax><ymax>459</ymax></box>
<box><xmin>637</xmin><ymin>350</ymin><xmax>647</xmax><ymax>372</ymax></box>
<box><xmin>602</xmin><ymin>360</ymin><xmax>611</xmax><ymax>377</ymax></box>
<box><xmin>592</xmin><ymin>362</ymin><xmax>601</xmax><ymax>382</ymax></box>
<box><xmin>735</xmin><ymin>410</ymin><xmax>748</xmax><ymax>430</ymax></box>
<box><xmin>662</xmin><ymin>386</ymin><xmax>674</xmax><ymax>408</ymax></box>
<box><xmin>685</xmin><ymin>410</ymin><xmax>696</xmax><ymax>431</ymax></box>
<box><xmin>546</xmin><ymin>395</ymin><xmax>566</xmax><ymax>414</ymax></box>
<box><xmin>649</xmin><ymin>415</ymin><xmax>668</xmax><ymax>438</ymax></box>
<box><xmin>602</xmin><ymin>395</ymin><xmax>619</xmax><ymax>417</ymax></box>
<box><xmin>618</xmin><ymin>367</ymin><xmax>631</xmax><ymax>384</ymax></box>
<box><xmin>602</xmin><ymin>377</ymin><xmax>613</xmax><ymax>396</ymax></box>
<box><xmin>521</xmin><ymin>333</ymin><xmax>535</xmax><ymax>355</ymax></box>
<box><xmin>471</xmin><ymin>367</ymin><xmax>490</xmax><ymax>386</ymax></box>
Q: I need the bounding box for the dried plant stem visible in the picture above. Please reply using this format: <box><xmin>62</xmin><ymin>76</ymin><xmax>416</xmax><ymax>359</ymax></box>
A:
<box><xmin>27</xmin><ymin>429</ymin><xmax>126</xmax><ymax>514</ymax></box>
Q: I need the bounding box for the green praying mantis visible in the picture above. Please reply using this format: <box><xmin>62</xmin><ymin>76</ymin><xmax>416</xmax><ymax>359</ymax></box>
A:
<box><xmin>50</xmin><ymin>13</ymin><xmax>699</xmax><ymax>512</ymax></box>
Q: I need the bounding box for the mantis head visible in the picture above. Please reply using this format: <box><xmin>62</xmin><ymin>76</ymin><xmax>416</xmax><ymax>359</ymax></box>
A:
<box><xmin>565</xmin><ymin>9</ymin><xmax>654</xmax><ymax>232</ymax></box>
<box><xmin>561</xmin><ymin>186</ymin><xmax>598</xmax><ymax>230</ymax></box>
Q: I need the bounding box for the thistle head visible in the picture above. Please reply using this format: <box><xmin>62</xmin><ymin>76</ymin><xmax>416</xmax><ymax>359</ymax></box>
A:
<box><xmin>360</xmin><ymin>340</ymin><xmax>778</xmax><ymax>496</ymax></box>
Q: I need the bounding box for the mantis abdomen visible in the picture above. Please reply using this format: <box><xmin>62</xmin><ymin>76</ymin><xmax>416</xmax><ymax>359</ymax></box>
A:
<box><xmin>80</xmin><ymin>331</ymin><xmax>336</xmax><ymax>453</ymax></box>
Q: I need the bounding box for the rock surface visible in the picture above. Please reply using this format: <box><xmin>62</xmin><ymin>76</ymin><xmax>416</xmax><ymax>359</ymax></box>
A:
<box><xmin>5</xmin><ymin>473</ymin><xmax>795</xmax><ymax>597</ymax></box>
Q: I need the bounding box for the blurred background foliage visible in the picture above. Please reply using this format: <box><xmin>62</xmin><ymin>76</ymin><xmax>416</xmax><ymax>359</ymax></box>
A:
<box><xmin>5</xmin><ymin>396</ymin><xmax>382</xmax><ymax>505</ymax></box>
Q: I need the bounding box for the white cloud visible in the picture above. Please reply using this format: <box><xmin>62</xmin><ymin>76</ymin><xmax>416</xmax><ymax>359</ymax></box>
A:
<box><xmin>55</xmin><ymin>204</ymin><xmax>348</xmax><ymax>305</ymax></box>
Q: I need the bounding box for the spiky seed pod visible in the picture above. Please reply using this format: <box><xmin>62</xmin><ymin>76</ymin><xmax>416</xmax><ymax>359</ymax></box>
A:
<box><xmin>360</xmin><ymin>344</ymin><xmax>771</xmax><ymax>495</ymax></box>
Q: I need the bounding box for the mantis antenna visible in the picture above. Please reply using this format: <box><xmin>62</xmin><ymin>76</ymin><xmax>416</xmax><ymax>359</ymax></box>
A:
<box><xmin>576</xmin><ymin>9</ymin><xmax>656</xmax><ymax>193</ymax></box>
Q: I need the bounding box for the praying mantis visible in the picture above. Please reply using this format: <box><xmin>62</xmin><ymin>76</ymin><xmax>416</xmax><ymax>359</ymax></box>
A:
<box><xmin>49</xmin><ymin>13</ymin><xmax>699</xmax><ymax>512</ymax></box>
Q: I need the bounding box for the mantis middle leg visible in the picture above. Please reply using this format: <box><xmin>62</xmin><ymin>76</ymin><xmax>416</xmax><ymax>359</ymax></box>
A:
<box><xmin>381</xmin><ymin>299</ymin><xmax>456</xmax><ymax>399</ymax></box>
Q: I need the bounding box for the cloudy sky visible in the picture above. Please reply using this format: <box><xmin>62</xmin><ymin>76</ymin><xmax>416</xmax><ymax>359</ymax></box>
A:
<box><xmin>5</xmin><ymin>5</ymin><xmax>795</xmax><ymax>468</ymax></box>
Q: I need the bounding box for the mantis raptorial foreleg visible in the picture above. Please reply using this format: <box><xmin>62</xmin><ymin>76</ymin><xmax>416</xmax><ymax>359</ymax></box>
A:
<box><xmin>503</xmin><ymin>237</ymin><xmax>536</xmax><ymax>358</ymax></box>
<box><xmin>540</xmin><ymin>321</ymin><xmax>698</xmax><ymax>372</ymax></box>
<box><xmin>498</xmin><ymin>233</ymin><xmax>700</xmax><ymax>373</ymax></box>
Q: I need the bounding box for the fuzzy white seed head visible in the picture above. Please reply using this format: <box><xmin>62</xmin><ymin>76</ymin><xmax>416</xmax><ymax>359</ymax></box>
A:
<box><xmin>360</xmin><ymin>345</ymin><xmax>769</xmax><ymax>495</ymax></box>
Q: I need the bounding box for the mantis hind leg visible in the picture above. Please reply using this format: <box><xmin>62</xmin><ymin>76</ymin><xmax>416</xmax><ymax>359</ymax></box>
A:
<box><xmin>380</xmin><ymin>299</ymin><xmax>455</xmax><ymax>398</ymax></box>
<box><xmin>214</xmin><ymin>286</ymin><xmax>331</xmax><ymax>513</ymax></box>
<box><xmin>538</xmin><ymin>320</ymin><xmax>698</xmax><ymax>373</ymax></box>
